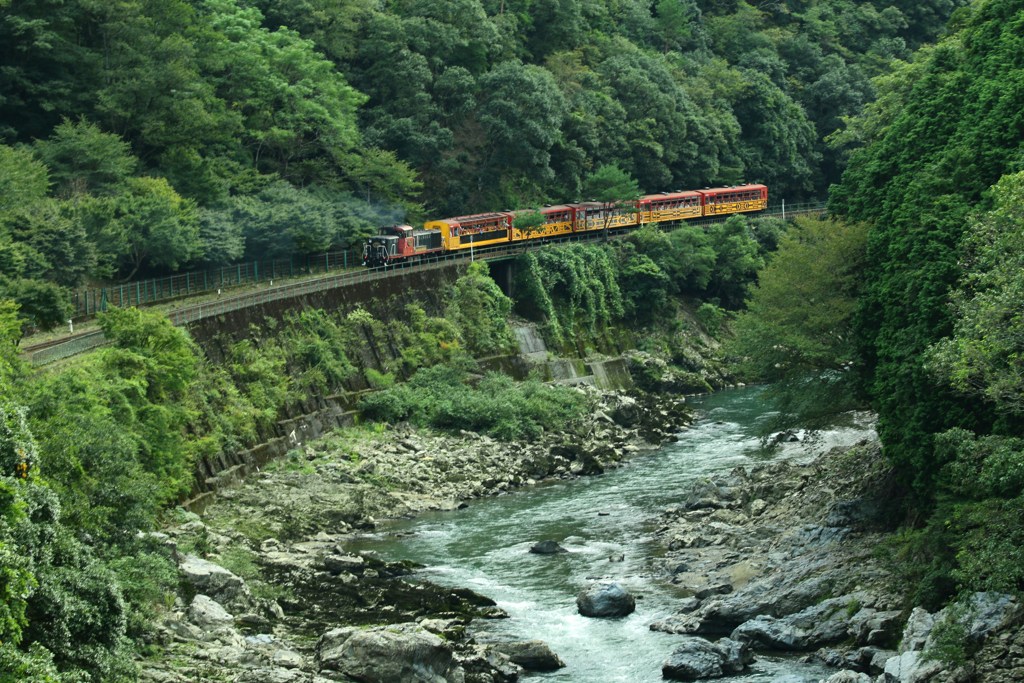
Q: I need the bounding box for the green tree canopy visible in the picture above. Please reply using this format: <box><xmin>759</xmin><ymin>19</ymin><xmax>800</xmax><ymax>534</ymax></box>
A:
<box><xmin>445</xmin><ymin>261</ymin><xmax>515</xmax><ymax>357</ymax></box>
<box><xmin>929</xmin><ymin>171</ymin><xmax>1024</xmax><ymax>416</ymax></box>
<box><xmin>32</xmin><ymin>120</ymin><xmax>136</xmax><ymax>198</ymax></box>
<box><xmin>731</xmin><ymin>216</ymin><xmax>868</xmax><ymax>382</ymax></box>
<box><xmin>0</xmin><ymin>146</ymin><xmax>49</xmax><ymax>213</ymax></box>
<box><xmin>830</xmin><ymin>0</ymin><xmax>1024</xmax><ymax>501</ymax></box>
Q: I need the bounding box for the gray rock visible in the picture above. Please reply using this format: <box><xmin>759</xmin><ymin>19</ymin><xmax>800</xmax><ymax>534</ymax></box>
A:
<box><xmin>731</xmin><ymin>594</ymin><xmax>888</xmax><ymax>652</ymax></box>
<box><xmin>823</xmin><ymin>673</ymin><xmax>872</xmax><ymax>683</ymax></box>
<box><xmin>419</xmin><ymin>618</ymin><xmax>467</xmax><ymax>642</ymax></box>
<box><xmin>661</xmin><ymin>636</ymin><xmax>752</xmax><ymax>680</ymax></box>
<box><xmin>882</xmin><ymin>650</ymin><xmax>944</xmax><ymax>683</ymax></box>
<box><xmin>188</xmin><ymin>594</ymin><xmax>234</xmax><ymax>629</ymax></box>
<box><xmin>492</xmin><ymin>640</ymin><xmax>565</xmax><ymax>671</ymax></box>
<box><xmin>453</xmin><ymin>645</ymin><xmax>519</xmax><ymax>683</ymax></box>
<box><xmin>715</xmin><ymin>637</ymin><xmax>754</xmax><ymax>673</ymax></box>
<box><xmin>694</xmin><ymin>583</ymin><xmax>732</xmax><ymax>600</ymax></box>
<box><xmin>650</xmin><ymin>613</ymin><xmax>703</xmax><ymax>634</ymax></box>
<box><xmin>576</xmin><ymin>581</ymin><xmax>636</xmax><ymax>618</ymax></box>
<box><xmin>956</xmin><ymin>592</ymin><xmax>1020</xmax><ymax>641</ymax></box>
<box><xmin>315</xmin><ymin>622</ymin><xmax>460</xmax><ymax>683</ymax></box>
<box><xmin>900</xmin><ymin>608</ymin><xmax>935</xmax><ymax>653</ymax></box>
<box><xmin>323</xmin><ymin>553</ymin><xmax>366</xmax><ymax>574</ymax></box>
<box><xmin>731</xmin><ymin>615</ymin><xmax>809</xmax><ymax>651</ymax></box>
<box><xmin>179</xmin><ymin>555</ymin><xmax>251</xmax><ymax>607</ymax></box>
<box><xmin>529</xmin><ymin>540</ymin><xmax>568</xmax><ymax>554</ymax></box>
<box><xmin>233</xmin><ymin>669</ymin><xmax>308</xmax><ymax>683</ymax></box>
<box><xmin>662</xmin><ymin>638</ymin><xmax>724</xmax><ymax>680</ymax></box>
<box><xmin>610</xmin><ymin>395</ymin><xmax>642</xmax><ymax>427</ymax></box>
<box><xmin>271</xmin><ymin>649</ymin><xmax>304</xmax><ymax>669</ymax></box>
<box><xmin>160</xmin><ymin>612</ymin><xmax>205</xmax><ymax>642</ymax></box>
<box><xmin>236</xmin><ymin>613</ymin><xmax>271</xmax><ymax>629</ymax></box>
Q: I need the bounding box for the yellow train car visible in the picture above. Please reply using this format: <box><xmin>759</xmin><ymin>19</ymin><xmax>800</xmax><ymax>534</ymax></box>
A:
<box><xmin>638</xmin><ymin>191</ymin><xmax>703</xmax><ymax>225</ymax></box>
<box><xmin>575</xmin><ymin>201</ymin><xmax>641</xmax><ymax>233</ymax></box>
<box><xmin>426</xmin><ymin>212</ymin><xmax>514</xmax><ymax>252</ymax></box>
<box><xmin>698</xmin><ymin>184</ymin><xmax>769</xmax><ymax>216</ymax></box>
<box><xmin>511</xmin><ymin>205</ymin><xmax>576</xmax><ymax>241</ymax></box>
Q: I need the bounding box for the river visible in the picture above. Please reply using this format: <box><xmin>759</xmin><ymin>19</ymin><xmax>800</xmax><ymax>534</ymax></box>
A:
<box><xmin>350</xmin><ymin>387</ymin><xmax>875</xmax><ymax>681</ymax></box>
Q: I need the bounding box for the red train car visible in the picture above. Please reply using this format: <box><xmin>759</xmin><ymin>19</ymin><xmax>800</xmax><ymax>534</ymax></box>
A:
<box><xmin>362</xmin><ymin>224</ymin><xmax>444</xmax><ymax>267</ymax></box>
<box><xmin>698</xmin><ymin>184</ymin><xmax>768</xmax><ymax>216</ymax></box>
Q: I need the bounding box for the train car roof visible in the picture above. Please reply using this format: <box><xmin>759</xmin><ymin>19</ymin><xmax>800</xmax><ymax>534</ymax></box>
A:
<box><xmin>431</xmin><ymin>211</ymin><xmax>513</xmax><ymax>226</ymax></box>
<box><xmin>639</xmin><ymin>190</ymin><xmax>702</xmax><ymax>202</ymax></box>
<box><xmin>697</xmin><ymin>183</ymin><xmax>767</xmax><ymax>194</ymax></box>
<box><xmin>376</xmin><ymin>224</ymin><xmax>414</xmax><ymax>235</ymax></box>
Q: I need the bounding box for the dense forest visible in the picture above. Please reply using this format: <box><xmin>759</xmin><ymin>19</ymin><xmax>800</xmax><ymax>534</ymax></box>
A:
<box><xmin>735</xmin><ymin>0</ymin><xmax>1024</xmax><ymax>615</ymax></box>
<box><xmin>2</xmin><ymin>0</ymin><xmax>961</xmax><ymax>328</ymax></box>
<box><xmin>6</xmin><ymin>0</ymin><xmax>1024</xmax><ymax>680</ymax></box>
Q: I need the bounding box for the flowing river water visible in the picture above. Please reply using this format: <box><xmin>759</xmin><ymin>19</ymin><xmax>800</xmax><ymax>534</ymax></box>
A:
<box><xmin>350</xmin><ymin>387</ymin><xmax>875</xmax><ymax>681</ymax></box>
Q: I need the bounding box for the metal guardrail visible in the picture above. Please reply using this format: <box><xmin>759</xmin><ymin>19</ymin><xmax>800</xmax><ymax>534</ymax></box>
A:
<box><xmin>23</xmin><ymin>201</ymin><xmax>827</xmax><ymax>365</ymax></box>
<box><xmin>70</xmin><ymin>249</ymin><xmax>365</xmax><ymax>319</ymax></box>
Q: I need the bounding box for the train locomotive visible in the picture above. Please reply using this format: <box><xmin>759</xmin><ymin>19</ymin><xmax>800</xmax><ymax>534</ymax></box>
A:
<box><xmin>362</xmin><ymin>183</ymin><xmax>767</xmax><ymax>267</ymax></box>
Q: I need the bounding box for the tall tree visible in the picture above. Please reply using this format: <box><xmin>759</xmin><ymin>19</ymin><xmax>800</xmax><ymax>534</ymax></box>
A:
<box><xmin>582</xmin><ymin>163</ymin><xmax>640</xmax><ymax>242</ymax></box>
<box><xmin>729</xmin><ymin>216</ymin><xmax>868</xmax><ymax>424</ymax></box>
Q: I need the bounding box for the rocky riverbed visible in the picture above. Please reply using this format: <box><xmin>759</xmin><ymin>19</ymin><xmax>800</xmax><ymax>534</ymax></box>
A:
<box><xmin>140</xmin><ymin>387</ymin><xmax>691</xmax><ymax>682</ymax></box>
<box><xmin>141</xmin><ymin>387</ymin><xmax>1024</xmax><ymax>683</ymax></box>
<box><xmin>649</xmin><ymin>434</ymin><xmax>1024</xmax><ymax>683</ymax></box>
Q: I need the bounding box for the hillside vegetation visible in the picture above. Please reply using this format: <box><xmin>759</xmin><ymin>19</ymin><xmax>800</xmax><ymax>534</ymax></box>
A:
<box><xmin>1</xmin><ymin>0</ymin><xmax>961</xmax><ymax>329</ymax></box>
<box><xmin>6</xmin><ymin>0</ymin><xmax>1015</xmax><ymax>679</ymax></box>
<box><xmin>733</xmin><ymin>0</ymin><xmax>1024</xmax><ymax>611</ymax></box>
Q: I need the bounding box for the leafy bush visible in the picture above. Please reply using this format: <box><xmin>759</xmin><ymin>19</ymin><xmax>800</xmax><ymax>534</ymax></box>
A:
<box><xmin>446</xmin><ymin>262</ymin><xmax>515</xmax><ymax>357</ymax></box>
<box><xmin>514</xmin><ymin>244</ymin><xmax>623</xmax><ymax>346</ymax></box>
<box><xmin>924</xmin><ymin>602</ymin><xmax>972</xmax><ymax>666</ymax></box>
<box><xmin>695</xmin><ymin>302</ymin><xmax>726</xmax><ymax>336</ymax></box>
<box><xmin>0</xmin><ymin>642</ymin><xmax>60</xmax><ymax>683</ymax></box>
<box><xmin>364</xmin><ymin>368</ymin><xmax>395</xmax><ymax>389</ymax></box>
<box><xmin>394</xmin><ymin>303</ymin><xmax>463</xmax><ymax>374</ymax></box>
<box><xmin>358</xmin><ymin>364</ymin><xmax>592</xmax><ymax>441</ymax></box>
<box><xmin>616</xmin><ymin>245</ymin><xmax>672</xmax><ymax>324</ymax></box>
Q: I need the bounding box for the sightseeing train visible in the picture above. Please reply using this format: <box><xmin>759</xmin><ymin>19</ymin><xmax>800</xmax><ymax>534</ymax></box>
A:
<box><xmin>362</xmin><ymin>183</ymin><xmax>768</xmax><ymax>267</ymax></box>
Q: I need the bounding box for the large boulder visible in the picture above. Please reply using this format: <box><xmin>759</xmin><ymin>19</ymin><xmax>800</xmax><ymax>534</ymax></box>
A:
<box><xmin>882</xmin><ymin>650</ymin><xmax>944</xmax><ymax>683</ymax></box>
<box><xmin>180</xmin><ymin>554</ymin><xmax>251</xmax><ymax>608</ymax></box>
<box><xmin>953</xmin><ymin>592</ymin><xmax>1021</xmax><ymax>642</ymax></box>
<box><xmin>233</xmin><ymin>669</ymin><xmax>310</xmax><ymax>683</ymax></box>
<box><xmin>576</xmin><ymin>581</ymin><xmax>636</xmax><ymax>618</ymax></box>
<box><xmin>492</xmin><ymin>640</ymin><xmax>565</xmax><ymax>671</ymax></box>
<box><xmin>898</xmin><ymin>608</ymin><xmax>935</xmax><ymax>653</ymax></box>
<box><xmin>822</xmin><ymin>673</ymin><xmax>873</xmax><ymax>683</ymax></box>
<box><xmin>315</xmin><ymin>623</ymin><xmax>461</xmax><ymax>683</ymax></box>
<box><xmin>661</xmin><ymin>636</ymin><xmax>753</xmax><ymax>680</ymax></box>
<box><xmin>731</xmin><ymin>593</ymin><xmax>899</xmax><ymax>652</ymax></box>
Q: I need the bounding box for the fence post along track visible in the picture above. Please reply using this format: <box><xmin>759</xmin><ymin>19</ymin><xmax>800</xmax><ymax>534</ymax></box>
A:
<box><xmin>23</xmin><ymin>200</ymin><xmax>826</xmax><ymax>365</ymax></box>
<box><xmin>69</xmin><ymin>248</ymin><xmax>365</xmax><ymax>320</ymax></box>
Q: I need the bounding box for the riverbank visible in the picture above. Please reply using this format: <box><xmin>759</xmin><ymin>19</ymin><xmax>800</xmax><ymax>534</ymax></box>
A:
<box><xmin>140</xmin><ymin>386</ymin><xmax>691</xmax><ymax>682</ymax></box>
<box><xmin>142</xmin><ymin>388</ymin><xmax>1024</xmax><ymax>683</ymax></box>
<box><xmin>649</xmin><ymin>413</ymin><xmax>1024</xmax><ymax>683</ymax></box>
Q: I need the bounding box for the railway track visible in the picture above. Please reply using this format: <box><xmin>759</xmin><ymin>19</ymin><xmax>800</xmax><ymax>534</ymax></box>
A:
<box><xmin>20</xmin><ymin>201</ymin><xmax>826</xmax><ymax>366</ymax></box>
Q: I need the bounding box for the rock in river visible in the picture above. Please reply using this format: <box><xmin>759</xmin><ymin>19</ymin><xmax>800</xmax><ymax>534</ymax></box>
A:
<box><xmin>492</xmin><ymin>639</ymin><xmax>566</xmax><ymax>671</ymax></box>
<box><xmin>576</xmin><ymin>581</ymin><xmax>636</xmax><ymax>618</ymax></box>
<box><xmin>529</xmin><ymin>540</ymin><xmax>568</xmax><ymax>554</ymax></box>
